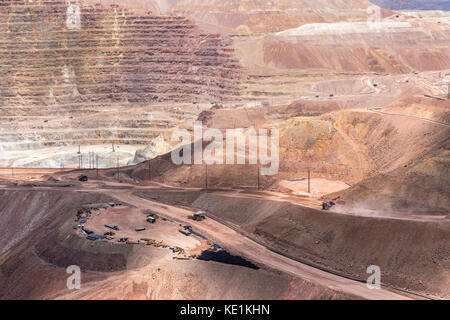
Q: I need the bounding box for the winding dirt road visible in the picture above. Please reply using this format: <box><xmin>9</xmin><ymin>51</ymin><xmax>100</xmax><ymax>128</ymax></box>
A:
<box><xmin>0</xmin><ymin>170</ymin><xmax>419</xmax><ymax>300</ymax></box>
<box><xmin>109</xmin><ymin>189</ymin><xmax>410</xmax><ymax>300</ymax></box>
<box><xmin>368</xmin><ymin>108</ymin><xmax>450</xmax><ymax>127</ymax></box>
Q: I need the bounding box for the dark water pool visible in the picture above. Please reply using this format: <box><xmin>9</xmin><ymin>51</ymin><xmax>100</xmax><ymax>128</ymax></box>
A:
<box><xmin>197</xmin><ymin>250</ymin><xmax>260</xmax><ymax>270</ymax></box>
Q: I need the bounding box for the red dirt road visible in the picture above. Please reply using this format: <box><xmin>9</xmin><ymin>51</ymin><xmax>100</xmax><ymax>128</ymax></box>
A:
<box><xmin>0</xmin><ymin>171</ymin><xmax>419</xmax><ymax>299</ymax></box>
<box><xmin>109</xmin><ymin>190</ymin><xmax>410</xmax><ymax>300</ymax></box>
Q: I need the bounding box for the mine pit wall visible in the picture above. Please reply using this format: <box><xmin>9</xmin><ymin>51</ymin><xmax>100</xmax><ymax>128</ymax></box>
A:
<box><xmin>0</xmin><ymin>0</ymin><xmax>243</xmax><ymax>153</ymax></box>
<box><xmin>0</xmin><ymin>0</ymin><xmax>242</xmax><ymax>107</ymax></box>
<box><xmin>139</xmin><ymin>190</ymin><xmax>450</xmax><ymax>299</ymax></box>
<box><xmin>262</xmin><ymin>19</ymin><xmax>450</xmax><ymax>73</ymax></box>
<box><xmin>0</xmin><ymin>189</ymin><xmax>358</xmax><ymax>300</ymax></box>
<box><xmin>262</xmin><ymin>37</ymin><xmax>450</xmax><ymax>73</ymax></box>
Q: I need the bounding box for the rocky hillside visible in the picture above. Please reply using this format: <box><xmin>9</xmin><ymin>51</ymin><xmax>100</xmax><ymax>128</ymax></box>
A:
<box><xmin>0</xmin><ymin>0</ymin><xmax>243</xmax><ymax>167</ymax></box>
<box><xmin>0</xmin><ymin>1</ymin><xmax>242</xmax><ymax>108</ymax></box>
<box><xmin>0</xmin><ymin>188</ymin><xmax>357</xmax><ymax>300</ymax></box>
<box><xmin>0</xmin><ymin>0</ymin><xmax>449</xmax><ymax>169</ymax></box>
<box><xmin>328</xmin><ymin>138</ymin><xmax>450</xmax><ymax>213</ymax></box>
<box><xmin>126</xmin><ymin>95</ymin><xmax>449</xmax><ymax>192</ymax></box>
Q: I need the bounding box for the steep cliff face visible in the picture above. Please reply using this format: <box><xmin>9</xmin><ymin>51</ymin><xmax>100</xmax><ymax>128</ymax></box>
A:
<box><xmin>0</xmin><ymin>0</ymin><xmax>242</xmax><ymax>108</ymax></box>
<box><xmin>0</xmin><ymin>0</ymin><xmax>449</xmax><ymax>168</ymax></box>
<box><xmin>0</xmin><ymin>0</ymin><xmax>243</xmax><ymax>166</ymax></box>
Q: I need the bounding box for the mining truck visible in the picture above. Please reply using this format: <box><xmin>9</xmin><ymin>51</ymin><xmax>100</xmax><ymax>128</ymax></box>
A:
<box><xmin>322</xmin><ymin>201</ymin><xmax>336</xmax><ymax>211</ymax></box>
<box><xmin>189</xmin><ymin>211</ymin><xmax>207</xmax><ymax>221</ymax></box>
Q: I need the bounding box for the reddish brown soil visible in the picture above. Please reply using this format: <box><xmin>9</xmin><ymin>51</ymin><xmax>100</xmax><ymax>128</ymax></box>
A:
<box><xmin>0</xmin><ymin>0</ymin><xmax>448</xmax><ymax>301</ymax></box>
<box><xmin>0</xmin><ymin>172</ymin><xmax>418</xmax><ymax>300</ymax></box>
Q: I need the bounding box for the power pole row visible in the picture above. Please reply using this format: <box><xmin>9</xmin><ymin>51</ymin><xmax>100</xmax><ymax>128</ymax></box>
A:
<box><xmin>77</xmin><ymin>151</ymin><xmax>100</xmax><ymax>174</ymax></box>
<box><xmin>257</xmin><ymin>164</ymin><xmax>260</xmax><ymax>191</ymax></box>
<box><xmin>445</xmin><ymin>82</ymin><xmax>449</xmax><ymax>100</ymax></box>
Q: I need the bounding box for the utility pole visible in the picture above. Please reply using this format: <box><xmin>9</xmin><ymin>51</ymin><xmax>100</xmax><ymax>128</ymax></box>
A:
<box><xmin>447</xmin><ymin>82</ymin><xmax>450</xmax><ymax>101</ymax></box>
<box><xmin>308</xmin><ymin>168</ymin><xmax>311</xmax><ymax>194</ymax></box>
<box><xmin>443</xmin><ymin>78</ymin><xmax>450</xmax><ymax>100</ymax></box>
<box><xmin>116</xmin><ymin>155</ymin><xmax>120</xmax><ymax>182</ymax></box>
<box><xmin>257</xmin><ymin>164</ymin><xmax>260</xmax><ymax>190</ymax></box>
<box><xmin>205</xmin><ymin>164</ymin><xmax>208</xmax><ymax>190</ymax></box>
<box><xmin>77</xmin><ymin>145</ymin><xmax>80</xmax><ymax>154</ymax></box>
